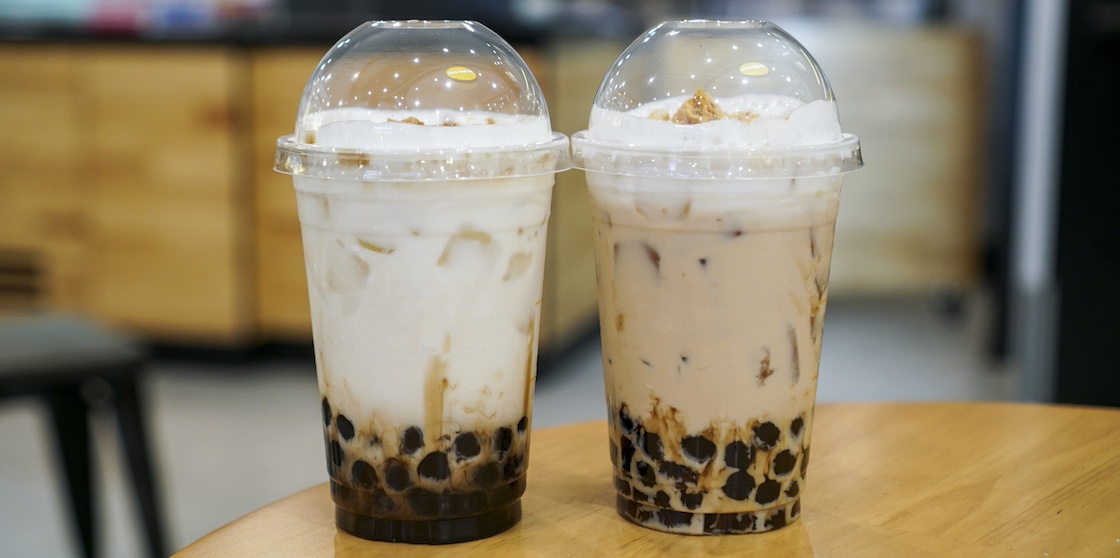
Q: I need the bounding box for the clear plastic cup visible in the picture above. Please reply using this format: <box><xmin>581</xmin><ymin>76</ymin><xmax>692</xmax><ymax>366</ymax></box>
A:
<box><xmin>274</xmin><ymin>20</ymin><xmax>569</xmax><ymax>544</ymax></box>
<box><xmin>572</xmin><ymin>20</ymin><xmax>862</xmax><ymax>535</ymax></box>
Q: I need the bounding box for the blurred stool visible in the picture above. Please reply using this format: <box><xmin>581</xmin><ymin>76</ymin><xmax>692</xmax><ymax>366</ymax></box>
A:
<box><xmin>0</xmin><ymin>314</ymin><xmax>166</xmax><ymax>558</ymax></box>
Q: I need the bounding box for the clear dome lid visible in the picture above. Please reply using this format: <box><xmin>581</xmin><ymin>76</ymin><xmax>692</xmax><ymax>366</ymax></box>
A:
<box><xmin>573</xmin><ymin>20</ymin><xmax>862</xmax><ymax>179</ymax></box>
<box><xmin>597</xmin><ymin>20</ymin><xmax>835</xmax><ymax>112</ymax></box>
<box><xmin>275</xmin><ymin>20</ymin><xmax>568</xmax><ymax>181</ymax></box>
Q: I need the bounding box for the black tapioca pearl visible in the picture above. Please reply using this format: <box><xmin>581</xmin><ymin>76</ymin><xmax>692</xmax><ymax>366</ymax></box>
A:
<box><xmin>801</xmin><ymin>447</ymin><xmax>811</xmax><ymax>477</ymax></box>
<box><xmin>791</xmin><ymin>500</ymin><xmax>801</xmax><ymax>518</ymax></box>
<box><xmin>786</xmin><ymin>480</ymin><xmax>800</xmax><ymax>498</ymax></box>
<box><xmin>791</xmin><ymin>416</ymin><xmax>805</xmax><ymax>437</ymax></box>
<box><xmin>502</xmin><ymin>454</ymin><xmax>523</xmax><ymax>480</ymax></box>
<box><xmin>633</xmin><ymin>490</ymin><xmax>649</xmax><ymax>503</ymax></box>
<box><xmin>755</xmin><ymin>479</ymin><xmax>781</xmax><ymax>505</ymax></box>
<box><xmin>653</xmin><ymin>490</ymin><xmax>670</xmax><ymax>508</ymax></box>
<box><xmin>680</xmin><ymin>491</ymin><xmax>704</xmax><ymax>510</ymax></box>
<box><xmin>330</xmin><ymin>440</ymin><xmax>343</xmax><ymax>468</ymax></box>
<box><xmin>351</xmin><ymin>460</ymin><xmax>378</xmax><ymax>488</ymax></box>
<box><xmin>636</xmin><ymin>461</ymin><xmax>656</xmax><ymax>487</ymax></box>
<box><xmin>681</xmin><ymin>435</ymin><xmax>716</xmax><ymax>463</ymax></box>
<box><xmin>407</xmin><ymin>488</ymin><xmax>440</xmax><ymax>516</ymax></box>
<box><xmin>321</xmin><ymin>398</ymin><xmax>331</xmax><ymax>426</ymax></box>
<box><xmin>620</xmin><ymin>437</ymin><xmax>636</xmax><ymax>473</ymax></box>
<box><xmin>722</xmin><ymin>470</ymin><xmax>755</xmax><ymax>501</ymax></box>
<box><xmin>753</xmin><ymin>421</ymin><xmax>781</xmax><ymax>451</ymax></box>
<box><xmin>773</xmin><ymin>449</ymin><xmax>797</xmax><ymax>476</ymax></box>
<box><xmin>417</xmin><ymin>451</ymin><xmax>450</xmax><ymax>481</ymax></box>
<box><xmin>336</xmin><ymin>414</ymin><xmax>355</xmax><ymax>441</ymax></box>
<box><xmin>473</xmin><ymin>462</ymin><xmax>501</xmax><ymax>488</ymax></box>
<box><xmin>454</xmin><ymin>432</ymin><xmax>481</xmax><ymax>460</ymax></box>
<box><xmin>643</xmin><ymin>432</ymin><xmax>664</xmax><ymax>460</ymax></box>
<box><xmin>618</xmin><ymin>405</ymin><xmax>635</xmax><ymax>434</ymax></box>
<box><xmin>656</xmin><ymin>509</ymin><xmax>692</xmax><ymax>528</ymax></box>
<box><xmin>615</xmin><ymin>477</ymin><xmax>632</xmax><ymax>497</ymax></box>
<box><xmin>495</xmin><ymin>427</ymin><xmax>514</xmax><ymax>454</ymax></box>
<box><xmin>518</xmin><ymin>416</ymin><xmax>528</xmax><ymax>432</ymax></box>
<box><xmin>703</xmin><ymin>513</ymin><xmax>723</xmax><ymax>533</ymax></box>
<box><xmin>373</xmin><ymin>490</ymin><xmax>395</xmax><ymax>513</ymax></box>
<box><xmin>658</xmin><ymin>460</ymin><xmax>699</xmax><ymax>484</ymax></box>
<box><xmin>765</xmin><ymin>510</ymin><xmax>787</xmax><ymax>530</ymax></box>
<box><xmin>400</xmin><ymin>426</ymin><xmax>424</xmax><ymax>455</ymax></box>
<box><xmin>635</xmin><ymin>508</ymin><xmax>653</xmax><ymax>523</ymax></box>
<box><xmin>609</xmin><ymin>439</ymin><xmax>619</xmax><ymax>467</ymax></box>
<box><xmin>384</xmin><ymin>459</ymin><xmax>412</xmax><ymax>491</ymax></box>
<box><xmin>724</xmin><ymin>440</ymin><xmax>754</xmax><ymax>470</ymax></box>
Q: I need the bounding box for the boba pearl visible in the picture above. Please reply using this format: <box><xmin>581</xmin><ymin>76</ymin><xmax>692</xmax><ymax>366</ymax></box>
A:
<box><xmin>473</xmin><ymin>462</ymin><xmax>501</xmax><ymax>488</ymax></box>
<box><xmin>336</xmin><ymin>414</ymin><xmax>355</xmax><ymax>441</ymax></box>
<box><xmin>754</xmin><ymin>479</ymin><xmax>781</xmax><ymax>505</ymax></box>
<box><xmin>680</xmin><ymin>490</ymin><xmax>704</xmax><ymax>510</ymax></box>
<box><xmin>658</xmin><ymin>460</ymin><xmax>698</xmax><ymax>484</ymax></box>
<box><xmin>753</xmin><ymin>421</ymin><xmax>780</xmax><ymax>450</ymax></box>
<box><xmin>454</xmin><ymin>432</ymin><xmax>481</xmax><ymax>460</ymax></box>
<box><xmin>724</xmin><ymin>440</ymin><xmax>754</xmax><ymax>470</ymax></box>
<box><xmin>495</xmin><ymin>427</ymin><xmax>514</xmax><ymax>454</ymax></box>
<box><xmin>417</xmin><ymin>451</ymin><xmax>450</xmax><ymax>481</ymax></box>
<box><xmin>636</xmin><ymin>460</ymin><xmax>656</xmax><ymax>487</ymax></box>
<box><xmin>786</xmin><ymin>480</ymin><xmax>800</xmax><ymax>498</ymax></box>
<box><xmin>400</xmin><ymin>426</ymin><xmax>424</xmax><ymax>455</ymax></box>
<box><xmin>618</xmin><ymin>405</ymin><xmax>636</xmax><ymax>434</ymax></box>
<box><xmin>330</xmin><ymin>440</ymin><xmax>343</xmax><ymax>468</ymax></box>
<box><xmin>351</xmin><ymin>460</ymin><xmax>378</xmax><ymax>488</ymax></box>
<box><xmin>681</xmin><ymin>435</ymin><xmax>716</xmax><ymax>463</ymax></box>
<box><xmin>791</xmin><ymin>416</ymin><xmax>805</xmax><ymax>437</ymax></box>
<box><xmin>643</xmin><ymin>432</ymin><xmax>664</xmax><ymax>460</ymax></box>
<box><xmin>321</xmin><ymin>398</ymin><xmax>331</xmax><ymax>427</ymax></box>
<box><xmin>773</xmin><ymin>449</ymin><xmax>797</xmax><ymax>476</ymax></box>
<box><xmin>722</xmin><ymin>469</ymin><xmax>754</xmax><ymax>501</ymax></box>
<box><xmin>384</xmin><ymin>459</ymin><xmax>412</xmax><ymax>491</ymax></box>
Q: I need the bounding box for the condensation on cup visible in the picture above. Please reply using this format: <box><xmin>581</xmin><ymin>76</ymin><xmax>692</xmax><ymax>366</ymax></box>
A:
<box><xmin>572</xmin><ymin>20</ymin><xmax>863</xmax><ymax>535</ymax></box>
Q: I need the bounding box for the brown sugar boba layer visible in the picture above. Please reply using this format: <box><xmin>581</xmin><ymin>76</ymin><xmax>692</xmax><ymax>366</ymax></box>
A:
<box><xmin>609</xmin><ymin>403</ymin><xmax>811</xmax><ymax>534</ymax></box>
<box><xmin>322</xmin><ymin>396</ymin><xmax>530</xmax><ymax>543</ymax></box>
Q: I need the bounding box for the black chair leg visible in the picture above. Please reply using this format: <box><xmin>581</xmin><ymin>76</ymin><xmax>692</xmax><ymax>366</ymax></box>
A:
<box><xmin>110</xmin><ymin>370</ymin><xmax>167</xmax><ymax>558</ymax></box>
<box><xmin>47</xmin><ymin>385</ymin><xmax>96</xmax><ymax>558</ymax></box>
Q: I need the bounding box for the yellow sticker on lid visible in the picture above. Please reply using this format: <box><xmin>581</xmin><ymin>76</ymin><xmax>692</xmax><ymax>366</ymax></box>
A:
<box><xmin>739</xmin><ymin>62</ymin><xmax>769</xmax><ymax>77</ymax></box>
<box><xmin>446</xmin><ymin>66</ymin><xmax>477</xmax><ymax>82</ymax></box>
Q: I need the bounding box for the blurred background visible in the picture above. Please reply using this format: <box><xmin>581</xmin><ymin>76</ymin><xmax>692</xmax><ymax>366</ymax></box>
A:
<box><xmin>1</xmin><ymin>0</ymin><xmax>1116</xmax><ymax>556</ymax></box>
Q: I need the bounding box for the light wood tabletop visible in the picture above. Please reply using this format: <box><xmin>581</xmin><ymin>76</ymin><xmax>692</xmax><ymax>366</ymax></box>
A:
<box><xmin>175</xmin><ymin>402</ymin><xmax>1120</xmax><ymax>557</ymax></box>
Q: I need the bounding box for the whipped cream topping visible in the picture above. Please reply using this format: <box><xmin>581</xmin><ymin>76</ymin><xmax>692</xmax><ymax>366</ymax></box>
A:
<box><xmin>587</xmin><ymin>93</ymin><xmax>842</xmax><ymax>149</ymax></box>
<box><xmin>299</xmin><ymin>108</ymin><xmax>553</xmax><ymax>150</ymax></box>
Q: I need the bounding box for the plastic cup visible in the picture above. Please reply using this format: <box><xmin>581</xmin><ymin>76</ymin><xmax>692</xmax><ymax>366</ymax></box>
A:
<box><xmin>274</xmin><ymin>20</ymin><xmax>568</xmax><ymax>544</ymax></box>
<box><xmin>572</xmin><ymin>20</ymin><xmax>862</xmax><ymax>535</ymax></box>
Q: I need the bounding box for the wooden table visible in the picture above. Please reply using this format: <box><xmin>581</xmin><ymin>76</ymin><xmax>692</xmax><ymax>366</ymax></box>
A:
<box><xmin>175</xmin><ymin>403</ymin><xmax>1120</xmax><ymax>557</ymax></box>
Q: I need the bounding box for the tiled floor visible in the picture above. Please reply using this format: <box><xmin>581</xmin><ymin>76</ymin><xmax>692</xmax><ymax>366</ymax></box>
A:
<box><xmin>0</xmin><ymin>296</ymin><xmax>1015</xmax><ymax>557</ymax></box>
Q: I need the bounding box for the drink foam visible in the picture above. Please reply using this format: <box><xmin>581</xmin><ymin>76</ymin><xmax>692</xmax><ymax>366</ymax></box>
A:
<box><xmin>587</xmin><ymin>94</ymin><xmax>842</xmax><ymax>149</ymax></box>
<box><xmin>300</xmin><ymin>108</ymin><xmax>554</xmax><ymax>150</ymax></box>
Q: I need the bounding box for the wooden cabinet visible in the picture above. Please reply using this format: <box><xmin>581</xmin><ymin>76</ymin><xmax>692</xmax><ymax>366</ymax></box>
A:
<box><xmin>77</xmin><ymin>47</ymin><xmax>253</xmax><ymax>342</ymax></box>
<box><xmin>0</xmin><ymin>46</ymin><xmax>84</xmax><ymax>312</ymax></box>
<box><xmin>0</xmin><ymin>45</ymin><xmax>254</xmax><ymax>343</ymax></box>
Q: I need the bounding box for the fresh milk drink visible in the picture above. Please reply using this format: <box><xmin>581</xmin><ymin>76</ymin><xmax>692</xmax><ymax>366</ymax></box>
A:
<box><xmin>274</xmin><ymin>21</ymin><xmax>569</xmax><ymax>544</ymax></box>
<box><xmin>572</xmin><ymin>21</ymin><xmax>863</xmax><ymax>534</ymax></box>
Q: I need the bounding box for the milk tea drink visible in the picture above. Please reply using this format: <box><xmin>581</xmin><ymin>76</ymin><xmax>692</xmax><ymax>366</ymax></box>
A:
<box><xmin>572</xmin><ymin>21</ymin><xmax>862</xmax><ymax>535</ymax></box>
<box><xmin>274</xmin><ymin>21</ymin><xmax>568</xmax><ymax>544</ymax></box>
